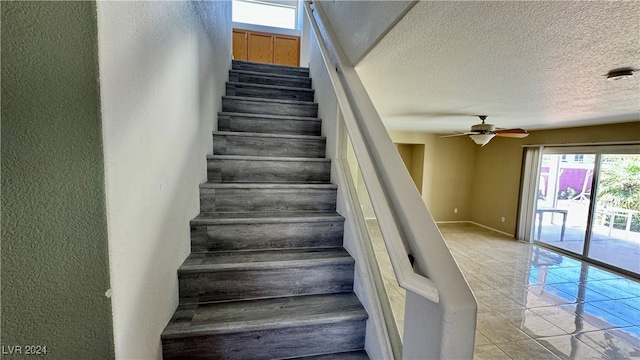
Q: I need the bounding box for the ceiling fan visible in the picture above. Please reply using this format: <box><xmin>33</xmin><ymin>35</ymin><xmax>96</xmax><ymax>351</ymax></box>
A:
<box><xmin>440</xmin><ymin>115</ymin><xmax>529</xmax><ymax>146</ymax></box>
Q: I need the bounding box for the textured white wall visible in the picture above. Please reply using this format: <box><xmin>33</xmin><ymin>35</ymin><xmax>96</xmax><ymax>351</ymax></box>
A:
<box><xmin>301</xmin><ymin>19</ymin><xmax>311</xmax><ymax>67</ymax></box>
<box><xmin>314</xmin><ymin>0</ymin><xmax>417</xmax><ymax>65</ymax></box>
<box><xmin>97</xmin><ymin>2</ymin><xmax>231</xmax><ymax>358</ymax></box>
<box><xmin>354</xmin><ymin>1</ymin><xmax>640</xmax><ymax>133</ymax></box>
<box><xmin>232</xmin><ymin>21</ymin><xmax>301</xmax><ymax>36</ymax></box>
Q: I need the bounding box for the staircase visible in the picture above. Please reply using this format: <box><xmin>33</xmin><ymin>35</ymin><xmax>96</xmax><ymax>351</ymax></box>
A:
<box><xmin>161</xmin><ymin>60</ymin><xmax>370</xmax><ymax>360</ymax></box>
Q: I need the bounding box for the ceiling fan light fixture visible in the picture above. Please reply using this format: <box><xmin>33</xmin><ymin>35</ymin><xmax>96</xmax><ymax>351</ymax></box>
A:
<box><xmin>469</xmin><ymin>133</ymin><xmax>495</xmax><ymax>146</ymax></box>
<box><xmin>440</xmin><ymin>115</ymin><xmax>526</xmax><ymax>146</ymax></box>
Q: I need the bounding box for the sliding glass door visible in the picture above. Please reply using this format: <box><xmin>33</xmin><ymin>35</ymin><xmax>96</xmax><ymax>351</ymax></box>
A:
<box><xmin>534</xmin><ymin>154</ymin><xmax>595</xmax><ymax>255</ymax></box>
<box><xmin>588</xmin><ymin>154</ymin><xmax>640</xmax><ymax>275</ymax></box>
<box><xmin>522</xmin><ymin>145</ymin><xmax>640</xmax><ymax>278</ymax></box>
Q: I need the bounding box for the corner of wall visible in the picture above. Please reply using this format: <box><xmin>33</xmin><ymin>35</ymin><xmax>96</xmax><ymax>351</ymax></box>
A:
<box><xmin>97</xmin><ymin>1</ymin><xmax>231</xmax><ymax>357</ymax></box>
<box><xmin>313</xmin><ymin>0</ymin><xmax>417</xmax><ymax>66</ymax></box>
<box><xmin>1</xmin><ymin>1</ymin><xmax>115</xmax><ymax>357</ymax></box>
<box><xmin>388</xmin><ymin>131</ymin><xmax>477</xmax><ymax>222</ymax></box>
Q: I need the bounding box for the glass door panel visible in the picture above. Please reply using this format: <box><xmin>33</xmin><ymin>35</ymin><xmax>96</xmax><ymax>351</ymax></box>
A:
<box><xmin>534</xmin><ymin>154</ymin><xmax>595</xmax><ymax>255</ymax></box>
<box><xmin>588</xmin><ymin>154</ymin><xmax>640</xmax><ymax>275</ymax></box>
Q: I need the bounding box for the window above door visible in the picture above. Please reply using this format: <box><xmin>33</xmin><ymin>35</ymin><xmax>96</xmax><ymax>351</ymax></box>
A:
<box><xmin>232</xmin><ymin>0</ymin><xmax>298</xmax><ymax>30</ymax></box>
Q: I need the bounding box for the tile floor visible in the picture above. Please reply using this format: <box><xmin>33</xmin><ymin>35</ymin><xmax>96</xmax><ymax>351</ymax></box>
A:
<box><xmin>536</xmin><ymin>223</ymin><xmax>640</xmax><ymax>275</ymax></box>
<box><xmin>368</xmin><ymin>219</ymin><xmax>407</xmax><ymax>338</ymax></box>
<box><xmin>369</xmin><ymin>221</ymin><xmax>640</xmax><ymax>360</ymax></box>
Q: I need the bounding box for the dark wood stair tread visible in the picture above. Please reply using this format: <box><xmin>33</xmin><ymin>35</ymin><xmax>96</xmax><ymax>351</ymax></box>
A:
<box><xmin>230</xmin><ymin>69</ymin><xmax>312</xmax><ymax>80</ymax></box>
<box><xmin>227</xmin><ymin>81</ymin><xmax>315</xmax><ymax>93</ymax></box>
<box><xmin>213</xmin><ymin>130</ymin><xmax>325</xmax><ymax>141</ymax></box>
<box><xmin>218</xmin><ymin>112</ymin><xmax>322</xmax><ymax>122</ymax></box>
<box><xmin>289</xmin><ymin>350</ymin><xmax>370</xmax><ymax>360</ymax></box>
<box><xmin>233</xmin><ymin>59</ymin><xmax>310</xmax><ymax>69</ymax></box>
<box><xmin>223</xmin><ymin>95</ymin><xmax>316</xmax><ymax>106</ymax></box>
<box><xmin>200</xmin><ymin>183</ymin><xmax>338</xmax><ymax>190</ymax></box>
<box><xmin>162</xmin><ymin>293</ymin><xmax>366</xmax><ymax>339</ymax></box>
<box><xmin>232</xmin><ymin>59</ymin><xmax>310</xmax><ymax>72</ymax></box>
<box><xmin>191</xmin><ymin>211</ymin><xmax>344</xmax><ymax>225</ymax></box>
<box><xmin>208</xmin><ymin>154</ymin><xmax>330</xmax><ymax>162</ymax></box>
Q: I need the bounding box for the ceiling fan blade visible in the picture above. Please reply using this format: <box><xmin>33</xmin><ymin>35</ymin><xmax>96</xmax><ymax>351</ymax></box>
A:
<box><xmin>494</xmin><ymin>128</ymin><xmax>529</xmax><ymax>138</ymax></box>
<box><xmin>439</xmin><ymin>132</ymin><xmax>479</xmax><ymax>138</ymax></box>
<box><xmin>495</xmin><ymin>132</ymin><xmax>529</xmax><ymax>138</ymax></box>
<box><xmin>495</xmin><ymin>128</ymin><xmax>527</xmax><ymax>133</ymax></box>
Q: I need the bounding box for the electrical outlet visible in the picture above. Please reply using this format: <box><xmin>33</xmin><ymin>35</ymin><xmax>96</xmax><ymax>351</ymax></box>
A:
<box><xmin>501</xmin><ymin>216</ymin><xmax>506</xmax><ymax>222</ymax></box>
<box><xmin>454</xmin><ymin>208</ymin><xmax>458</xmax><ymax>213</ymax></box>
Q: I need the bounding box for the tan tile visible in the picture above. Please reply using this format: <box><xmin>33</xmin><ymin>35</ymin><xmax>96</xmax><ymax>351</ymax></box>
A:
<box><xmin>536</xmin><ymin>334</ymin><xmax>608</xmax><ymax>360</ymax></box>
<box><xmin>469</xmin><ymin>278</ymin><xmax>495</xmax><ymax>292</ymax></box>
<box><xmin>575</xmin><ymin>329</ymin><xmax>640</xmax><ymax>359</ymax></box>
<box><xmin>474</xmin><ymin>344</ymin><xmax>512</xmax><ymax>360</ymax></box>
<box><xmin>530</xmin><ymin>306</ymin><xmax>604</xmax><ymax>334</ymax></box>
<box><xmin>524</xmin><ymin>290</ymin><xmax>578</xmax><ymax>308</ymax></box>
<box><xmin>440</xmin><ymin>223</ymin><xmax>640</xmax><ymax>359</ymax></box>
<box><xmin>477</xmin><ymin>313</ymin><xmax>531</xmax><ymax>344</ymax></box>
<box><xmin>477</xmin><ymin>300</ymin><xmax>493</xmax><ymax>314</ymax></box>
<box><xmin>475</xmin><ymin>272</ymin><xmax>517</xmax><ymax>289</ymax></box>
<box><xmin>495</xmin><ymin>285</ymin><xmax>531</xmax><ymax>305</ymax></box>
<box><xmin>498</xmin><ymin>309</ymin><xmax>567</xmax><ymax>338</ymax></box>
<box><xmin>475</xmin><ymin>330</ymin><xmax>492</xmax><ymax>346</ymax></box>
<box><xmin>474</xmin><ymin>289</ymin><xmax>526</xmax><ymax>312</ymax></box>
<box><xmin>607</xmin><ymin>326</ymin><xmax>640</xmax><ymax>348</ymax></box>
<box><xmin>496</xmin><ymin>339</ymin><xmax>561</xmax><ymax>360</ymax></box>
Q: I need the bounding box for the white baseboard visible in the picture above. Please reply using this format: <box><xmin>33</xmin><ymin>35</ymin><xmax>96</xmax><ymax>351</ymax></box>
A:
<box><xmin>468</xmin><ymin>221</ymin><xmax>515</xmax><ymax>238</ymax></box>
<box><xmin>435</xmin><ymin>220</ymin><xmax>515</xmax><ymax>238</ymax></box>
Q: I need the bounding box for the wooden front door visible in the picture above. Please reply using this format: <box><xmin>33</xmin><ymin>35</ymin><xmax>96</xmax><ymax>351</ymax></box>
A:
<box><xmin>232</xmin><ymin>30</ymin><xmax>248</xmax><ymax>61</ymax></box>
<box><xmin>233</xmin><ymin>29</ymin><xmax>300</xmax><ymax>67</ymax></box>
<box><xmin>273</xmin><ymin>35</ymin><xmax>299</xmax><ymax>66</ymax></box>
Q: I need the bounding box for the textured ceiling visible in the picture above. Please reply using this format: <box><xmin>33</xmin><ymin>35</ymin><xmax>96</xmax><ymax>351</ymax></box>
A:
<box><xmin>355</xmin><ymin>1</ymin><xmax>640</xmax><ymax>134</ymax></box>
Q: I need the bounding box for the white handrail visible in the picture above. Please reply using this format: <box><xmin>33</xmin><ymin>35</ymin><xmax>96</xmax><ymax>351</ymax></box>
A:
<box><xmin>304</xmin><ymin>2</ymin><xmax>438</xmax><ymax>304</ymax></box>
<box><xmin>304</xmin><ymin>2</ymin><xmax>476</xmax><ymax>359</ymax></box>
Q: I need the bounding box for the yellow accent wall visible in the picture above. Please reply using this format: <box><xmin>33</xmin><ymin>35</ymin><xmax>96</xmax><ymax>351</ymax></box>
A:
<box><xmin>389</xmin><ymin>131</ymin><xmax>477</xmax><ymax>222</ymax></box>
<box><xmin>471</xmin><ymin>121</ymin><xmax>640</xmax><ymax>235</ymax></box>
<box><xmin>389</xmin><ymin>121</ymin><xmax>640</xmax><ymax>234</ymax></box>
<box><xmin>395</xmin><ymin>143</ymin><xmax>425</xmax><ymax>194</ymax></box>
<box><xmin>393</xmin><ymin>121</ymin><xmax>640</xmax><ymax>236</ymax></box>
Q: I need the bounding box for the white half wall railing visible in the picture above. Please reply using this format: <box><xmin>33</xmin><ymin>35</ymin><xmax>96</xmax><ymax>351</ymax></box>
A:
<box><xmin>304</xmin><ymin>2</ymin><xmax>477</xmax><ymax>359</ymax></box>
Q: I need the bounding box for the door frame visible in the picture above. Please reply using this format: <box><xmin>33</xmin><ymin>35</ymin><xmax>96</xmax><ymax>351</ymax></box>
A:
<box><xmin>518</xmin><ymin>143</ymin><xmax>640</xmax><ymax>279</ymax></box>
